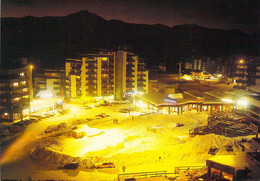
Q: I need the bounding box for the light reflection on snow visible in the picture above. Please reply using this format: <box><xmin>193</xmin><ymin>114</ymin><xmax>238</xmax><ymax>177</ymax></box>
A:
<box><xmin>61</xmin><ymin>128</ymin><xmax>125</xmax><ymax>157</ymax></box>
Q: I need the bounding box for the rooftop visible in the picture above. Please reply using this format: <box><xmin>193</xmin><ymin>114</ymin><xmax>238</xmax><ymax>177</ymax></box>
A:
<box><xmin>207</xmin><ymin>152</ymin><xmax>247</xmax><ymax>171</ymax></box>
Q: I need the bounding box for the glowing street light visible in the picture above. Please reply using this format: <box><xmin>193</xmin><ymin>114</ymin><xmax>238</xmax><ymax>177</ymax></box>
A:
<box><xmin>239</xmin><ymin>59</ymin><xmax>244</xmax><ymax>64</ymax></box>
<box><xmin>237</xmin><ymin>99</ymin><xmax>248</xmax><ymax>107</ymax></box>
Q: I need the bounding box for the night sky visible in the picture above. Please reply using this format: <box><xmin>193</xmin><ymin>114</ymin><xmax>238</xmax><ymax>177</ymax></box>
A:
<box><xmin>1</xmin><ymin>0</ymin><xmax>260</xmax><ymax>33</ymax></box>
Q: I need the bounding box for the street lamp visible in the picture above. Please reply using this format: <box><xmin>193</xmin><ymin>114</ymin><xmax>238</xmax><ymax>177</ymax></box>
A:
<box><xmin>71</xmin><ymin>108</ymin><xmax>76</xmax><ymax>120</ymax></box>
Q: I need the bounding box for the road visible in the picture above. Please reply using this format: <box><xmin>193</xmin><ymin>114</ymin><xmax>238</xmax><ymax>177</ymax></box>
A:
<box><xmin>0</xmin><ymin>103</ymin><xmax>133</xmax><ymax>180</ymax></box>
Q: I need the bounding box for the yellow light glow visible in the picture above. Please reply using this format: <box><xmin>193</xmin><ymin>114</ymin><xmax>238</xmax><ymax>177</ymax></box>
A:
<box><xmin>217</xmin><ymin>74</ymin><xmax>222</xmax><ymax>78</ymax></box>
<box><xmin>30</xmin><ymin>65</ymin><xmax>34</xmax><ymax>69</ymax></box>
<box><xmin>237</xmin><ymin>99</ymin><xmax>248</xmax><ymax>107</ymax></box>
<box><xmin>222</xmin><ymin>98</ymin><xmax>233</xmax><ymax>103</ymax></box>
<box><xmin>239</xmin><ymin>59</ymin><xmax>244</xmax><ymax>64</ymax></box>
<box><xmin>182</xmin><ymin>74</ymin><xmax>192</xmax><ymax>80</ymax></box>
<box><xmin>38</xmin><ymin>90</ymin><xmax>53</xmax><ymax>99</ymax></box>
<box><xmin>136</xmin><ymin>100</ymin><xmax>147</xmax><ymax>108</ymax></box>
<box><xmin>61</xmin><ymin>128</ymin><xmax>125</xmax><ymax>157</ymax></box>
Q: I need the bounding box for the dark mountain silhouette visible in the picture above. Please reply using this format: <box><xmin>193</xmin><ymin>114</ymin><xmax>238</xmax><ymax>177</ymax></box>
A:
<box><xmin>1</xmin><ymin>10</ymin><xmax>259</xmax><ymax>71</ymax></box>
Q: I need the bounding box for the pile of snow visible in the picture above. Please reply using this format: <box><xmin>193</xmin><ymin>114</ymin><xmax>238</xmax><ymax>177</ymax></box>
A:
<box><xmin>29</xmin><ymin>146</ymin><xmax>94</xmax><ymax>169</ymax></box>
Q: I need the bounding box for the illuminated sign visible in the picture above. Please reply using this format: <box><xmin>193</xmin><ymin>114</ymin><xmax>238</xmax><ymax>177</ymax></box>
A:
<box><xmin>163</xmin><ymin>98</ymin><xmax>176</xmax><ymax>104</ymax></box>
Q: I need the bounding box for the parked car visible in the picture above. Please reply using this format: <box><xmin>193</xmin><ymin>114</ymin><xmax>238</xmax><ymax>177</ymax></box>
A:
<box><xmin>80</xmin><ymin>105</ymin><xmax>92</xmax><ymax>109</ymax></box>
<box><xmin>95</xmin><ymin>114</ymin><xmax>105</xmax><ymax>118</ymax></box>
<box><xmin>119</xmin><ymin>108</ymin><xmax>130</xmax><ymax>113</ymax></box>
<box><xmin>94</xmin><ymin>103</ymin><xmax>101</xmax><ymax>107</ymax></box>
<box><xmin>23</xmin><ymin>119</ymin><xmax>32</xmax><ymax>125</ymax></box>
<box><xmin>31</xmin><ymin>114</ymin><xmax>45</xmax><ymax>119</ymax></box>
<box><xmin>63</xmin><ymin>162</ymin><xmax>79</xmax><ymax>169</ymax></box>
<box><xmin>101</xmin><ymin>103</ymin><xmax>109</xmax><ymax>106</ymax></box>
<box><xmin>176</xmin><ymin>123</ymin><xmax>184</xmax><ymax>127</ymax></box>
<box><xmin>226</xmin><ymin>145</ymin><xmax>233</xmax><ymax>152</ymax></box>
<box><xmin>30</xmin><ymin>117</ymin><xmax>40</xmax><ymax>122</ymax></box>
<box><xmin>208</xmin><ymin>146</ymin><xmax>219</xmax><ymax>155</ymax></box>
<box><xmin>13</xmin><ymin>121</ymin><xmax>27</xmax><ymax>127</ymax></box>
<box><xmin>96</xmin><ymin>162</ymin><xmax>115</xmax><ymax>169</ymax></box>
<box><xmin>0</xmin><ymin>134</ymin><xmax>7</xmax><ymax>139</ymax></box>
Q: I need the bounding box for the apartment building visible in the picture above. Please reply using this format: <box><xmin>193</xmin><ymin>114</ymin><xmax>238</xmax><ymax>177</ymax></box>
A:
<box><xmin>0</xmin><ymin>64</ymin><xmax>33</xmax><ymax>122</ymax></box>
<box><xmin>65</xmin><ymin>50</ymin><xmax>149</xmax><ymax>101</ymax></box>
<box><xmin>34</xmin><ymin>69</ymin><xmax>66</xmax><ymax>98</ymax></box>
<box><xmin>232</xmin><ymin>57</ymin><xmax>260</xmax><ymax>88</ymax></box>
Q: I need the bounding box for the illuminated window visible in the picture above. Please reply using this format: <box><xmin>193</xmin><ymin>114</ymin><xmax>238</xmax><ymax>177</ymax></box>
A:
<box><xmin>23</xmin><ymin>95</ymin><xmax>29</xmax><ymax>99</ymax></box>
<box><xmin>22</xmin><ymin>88</ymin><xmax>28</xmax><ymax>93</ymax></box>
<box><xmin>20</xmin><ymin>72</ymin><xmax>25</xmax><ymax>76</ymax></box>
<box><xmin>21</xmin><ymin>81</ymin><xmax>26</xmax><ymax>85</ymax></box>
<box><xmin>102</xmin><ymin>57</ymin><xmax>108</xmax><ymax>61</ymax></box>
<box><xmin>13</xmin><ymin>97</ymin><xmax>20</xmax><ymax>102</ymax></box>
<box><xmin>13</xmin><ymin>82</ymin><xmax>19</xmax><ymax>87</ymax></box>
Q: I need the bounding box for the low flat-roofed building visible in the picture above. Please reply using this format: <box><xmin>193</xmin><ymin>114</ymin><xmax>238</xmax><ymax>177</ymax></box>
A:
<box><xmin>30</xmin><ymin>98</ymin><xmax>63</xmax><ymax>114</ymax></box>
<box><xmin>206</xmin><ymin>153</ymin><xmax>247</xmax><ymax>181</ymax></box>
<box><xmin>135</xmin><ymin>90</ymin><xmax>235</xmax><ymax>115</ymax></box>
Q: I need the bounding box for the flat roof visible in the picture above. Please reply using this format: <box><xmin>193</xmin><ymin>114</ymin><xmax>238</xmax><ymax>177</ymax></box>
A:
<box><xmin>136</xmin><ymin>92</ymin><xmax>223</xmax><ymax>106</ymax></box>
<box><xmin>247</xmin><ymin>85</ymin><xmax>260</xmax><ymax>94</ymax></box>
<box><xmin>207</xmin><ymin>153</ymin><xmax>246</xmax><ymax>171</ymax></box>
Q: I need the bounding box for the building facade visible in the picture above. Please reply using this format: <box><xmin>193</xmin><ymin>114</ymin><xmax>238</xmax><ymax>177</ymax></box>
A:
<box><xmin>34</xmin><ymin>69</ymin><xmax>66</xmax><ymax>98</ymax></box>
<box><xmin>65</xmin><ymin>50</ymin><xmax>149</xmax><ymax>101</ymax></box>
<box><xmin>0</xmin><ymin>65</ymin><xmax>33</xmax><ymax>122</ymax></box>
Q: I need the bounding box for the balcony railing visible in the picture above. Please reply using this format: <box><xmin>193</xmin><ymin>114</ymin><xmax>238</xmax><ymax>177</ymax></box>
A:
<box><xmin>87</xmin><ymin>87</ymin><xmax>97</xmax><ymax>91</ymax></box>
<box><xmin>126</xmin><ymin>79</ymin><xmax>134</xmax><ymax>82</ymax></box>
<box><xmin>11</xmin><ymin>84</ymin><xmax>28</xmax><ymax>90</ymax></box>
<box><xmin>86</xmin><ymin>76</ymin><xmax>97</xmax><ymax>80</ymax></box>
<box><xmin>126</xmin><ymin>85</ymin><xmax>135</xmax><ymax>88</ymax></box>
<box><xmin>138</xmin><ymin>79</ymin><xmax>146</xmax><ymax>82</ymax></box>
<box><xmin>86</xmin><ymin>81</ymin><xmax>97</xmax><ymax>86</ymax></box>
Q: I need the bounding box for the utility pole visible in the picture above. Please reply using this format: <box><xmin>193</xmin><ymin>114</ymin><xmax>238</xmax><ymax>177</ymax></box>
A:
<box><xmin>178</xmin><ymin>61</ymin><xmax>182</xmax><ymax>80</ymax></box>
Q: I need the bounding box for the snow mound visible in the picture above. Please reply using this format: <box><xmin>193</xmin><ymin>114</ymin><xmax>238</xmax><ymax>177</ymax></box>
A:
<box><xmin>29</xmin><ymin>146</ymin><xmax>94</xmax><ymax>169</ymax></box>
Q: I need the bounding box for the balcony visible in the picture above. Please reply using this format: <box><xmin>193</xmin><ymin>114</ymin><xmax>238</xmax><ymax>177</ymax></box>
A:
<box><xmin>102</xmin><ymin>80</ymin><xmax>110</xmax><ymax>84</ymax></box>
<box><xmin>11</xmin><ymin>84</ymin><xmax>28</xmax><ymax>91</ymax></box>
<box><xmin>87</xmin><ymin>70</ymin><xmax>97</xmax><ymax>74</ymax></box>
<box><xmin>126</xmin><ymin>79</ymin><xmax>134</xmax><ymax>83</ymax></box>
<box><xmin>86</xmin><ymin>81</ymin><xmax>96</xmax><ymax>86</ymax></box>
<box><xmin>102</xmin><ymin>87</ymin><xmax>113</xmax><ymax>91</ymax></box>
<box><xmin>12</xmin><ymin>98</ymin><xmax>30</xmax><ymax>105</ymax></box>
<box><xmin>126</xmin><ymin>73</ymin><xmax>134</xmax><ymax>77</ymax></box>
<box><xmin>137</xmin><ymin>88</ymin><xmax>146</xmax><ymax>92</ymax></box>
<box><xmin>102</xmin><ymin>64</ymin><xmax>110</xmax><ymax>68</ymax></box>
<box><xmin>101</xmin><ymin>71</ymin><xmax>110</xmax><ymax>74</ymax></box>
<box><xmin>86</xmin><ymin>76</ymin><xmax>97</xmax><ymax>80</ymax></box>
<box><xmin>87</xmin><ymin>87</ymin><xmax>97</xmax><ymax>91</ymax></box>
<box><xmin>138</xmin><ymin>78</ymin><xmax>146</xmax><ymax>82</ymax></box>
<box><xmin>53</xmin><ymin>81</ymin><xmax>60</xmax><ymax>85</ymax></box>
<box><xmin>127</xmin><ymin>64</ymin><xmax>135</xmax><ymax>68</ymax></box>
<box><xmin>126</xmin><ymin>85</ymin><xmax>135</xmax><ymax>88</ymax></box>
<box><xmin>86</xmin><ymin>65</ymin><xmax>97</xmax><ymax>69</ymax></box>
<box><xmin>11</xmin><ymin>91</ymin><xmax>29</xmax><ymax>98</ymax></box>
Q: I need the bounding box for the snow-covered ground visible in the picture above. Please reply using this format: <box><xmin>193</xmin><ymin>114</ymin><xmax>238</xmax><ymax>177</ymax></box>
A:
<box><xmin>0</xmin><ymin>103</ymin><xmax>253</xmax><ymax>180</ymax></box>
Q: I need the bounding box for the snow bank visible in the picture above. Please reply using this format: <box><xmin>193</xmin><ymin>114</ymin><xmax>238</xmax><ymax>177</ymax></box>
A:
<box><xmin>29</xmin><ymin>146</ymin><xmax>94</xmax><ymax>169</ymax></box>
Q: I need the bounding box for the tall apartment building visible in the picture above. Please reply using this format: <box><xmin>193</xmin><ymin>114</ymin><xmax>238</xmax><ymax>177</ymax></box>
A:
<box><xmin>34</xmin><ymin>69</ymin><xmax>66</xmax><ymax>97</ymax></box>
<box><xmin>65</xmin><ymin>50</ymin><xmax>149</xmax><ymax>101</ymax></box>
<box><xmin>232</xmin><ymin>57</ymin><xmax>260</xmax><ymax>88</ymax></box>
<box><xmin>0</xmin><ymin>64</ymin><xmax>33</xmax><ymax>122</ymax></box>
